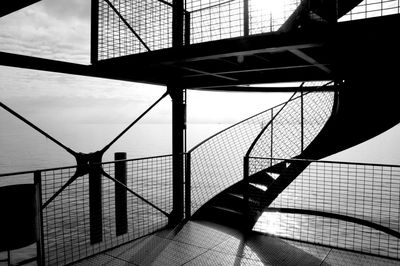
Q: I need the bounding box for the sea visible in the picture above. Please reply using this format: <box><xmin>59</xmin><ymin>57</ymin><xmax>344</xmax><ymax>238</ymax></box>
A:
<box><xmin>0</xmin><ymin>121</ymin><xmax>228</xmax><ymax>178</ymax></box>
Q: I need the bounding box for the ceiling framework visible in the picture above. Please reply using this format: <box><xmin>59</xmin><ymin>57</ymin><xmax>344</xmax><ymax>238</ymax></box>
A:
<box><xmin>0</xmin><ymin>14</ymin><xmax>399</xmax><ymax>92</ymax></box>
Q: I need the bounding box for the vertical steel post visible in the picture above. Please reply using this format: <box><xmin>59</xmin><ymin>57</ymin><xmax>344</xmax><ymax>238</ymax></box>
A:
<box><xmin>301</xmin><ymin>91</ymin><xmax>304</xmax><ymax>152</ymax></box>
<box><xmin>173</xmin><ymin>0</ymin><xmax>184</xmax><ymax>48</ymax></box>
<box><xmin>243</xmin><ymin>156</ymin><xmax>250</xmax><ymax>231</ymax></box>
<box><xmin>184</xmin><ymin>11</ymin><xmax>191</xmax><ymax>46</ymax></box>
<box><xmin>185</xmin><ymin>152</ymin><xmax>191</xmax><ymax>219</ymax></box>
<box><xmin>34</xmin><ymin>171</ymin><xmax>45</xmax><ymax>266</ymax></box>
<box><xmin>115</xmin><ymin>152</ymin><xmax>127</xmax><ymax>236</ymax></box>
<box><xmin>169</xmin><ymin>0</ymin><xmax>185</xmax><ymax>226</ymax></box>
<box><xmin>243</xmin><ymin>0</ymin><xmax>249</xmax><ymax>36</ymax></box>
<box><xmin>89</xmin><ymin>155</ymin><xmax>103</xmax><ymax>244</ymax></box>
<box><xmin>270</xmin><ymin>109</ymin><xmax>274</xmax><ymax>165</ymax></box>
<box><xmin>91</xmin><ymin>0</ymin><xmax>99</xmax><ymax>64</ymax></box>
<box><xmin>169</xmin><ymin>86</ymin><xmax>186</xmax><ymax>225</ymax></box>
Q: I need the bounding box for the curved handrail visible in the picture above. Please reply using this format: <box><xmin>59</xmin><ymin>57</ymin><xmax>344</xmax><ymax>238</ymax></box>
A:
<box><xmin>188</xmin><ymin>101</ymin><xmax>287</xmax><ymax>153</ymax></box>
<box><xmin>245</xmin><ymin>91</ymin><xmax>298</xmax><ymax>158</ymax></box>
<box><xmin>246</xmin><ymin>81</ymin><xmax>334</xmax><ymax>159</ymax></box>
<box><xmin>190</xmin><ymin>92</ymin><xmax>305</xmax><ymax>154</ymax></box>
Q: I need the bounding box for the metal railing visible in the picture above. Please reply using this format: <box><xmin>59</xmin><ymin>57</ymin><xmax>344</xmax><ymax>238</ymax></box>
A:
<box><xmin>0</xmin><ymin>154</ymin><xmax>174</xmax><ymax>266</ymax></box>
<box><xmin>246</xmin><ymin>87</ymin><xmax>335</xmax><ymax>175</ymax></box>
<box><xmin>95</xmin><ymin>0</ymin><xmax>400</xmax><ymax>60</ymax></box>
<box><xmin>96</xmin><ymin>0</ymin><xmax>302</xmax><ymax>60</ymax></box>
<box><xmin>339</xmin><ymin>0</ymin><xmax>400</xmax><ymax>22</ymax></box>
<box><xmin>188</xmin><ymin>82</ymin><xmax>334</xmax><ymax>215</ymax></box>
<box><xmin>97</xmin><ymin>0</ymin><xmax>175</xmax><ymax>60</ymax></box>
<box><xmin>249</xmin><ymin>157</ymin><xmax>400</xmax><ymax>260</ymax></box>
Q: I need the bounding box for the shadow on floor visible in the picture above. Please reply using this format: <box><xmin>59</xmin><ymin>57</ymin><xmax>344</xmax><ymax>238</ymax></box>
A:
<box><xmin>72</xmin><ymin>220</ymin><xmax>400</xmax><ymax>266</ymax></box>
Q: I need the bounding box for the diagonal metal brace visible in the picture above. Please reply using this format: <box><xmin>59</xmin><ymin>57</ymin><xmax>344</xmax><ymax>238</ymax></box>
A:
<box><xmin>101</xmin><ymin>170</ymin><xmax>170</xmax><ymax>217</ymax></box>
<box><xmin>42</xmin><ymin>151</ymin><xmax>104</xmax><ymax>209</ymax></box>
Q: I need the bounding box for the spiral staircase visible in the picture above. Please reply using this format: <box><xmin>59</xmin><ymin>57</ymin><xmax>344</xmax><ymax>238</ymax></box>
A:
<box><xmin>192</xmin><ymin>73</ymin><xmax>400</xmax><ymax>231</ymax></box>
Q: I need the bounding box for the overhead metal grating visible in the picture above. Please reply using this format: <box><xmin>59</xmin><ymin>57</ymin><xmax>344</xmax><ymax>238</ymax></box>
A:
<box><xmin>96</xmin><ymin>0</ymin><xmax>302</xmax><ymax>61</ymax></box>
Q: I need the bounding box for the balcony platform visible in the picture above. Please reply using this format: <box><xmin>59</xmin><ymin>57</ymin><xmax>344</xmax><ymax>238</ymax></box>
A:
<box><xmin>72</xmin><ymin>220</ymin><xmax>399</xmax><ymax>266</ymax></box>
<box><xmin>93</xmin><ymin>14</ymin><xmax>400</xmax><ymax>91</ymax></box>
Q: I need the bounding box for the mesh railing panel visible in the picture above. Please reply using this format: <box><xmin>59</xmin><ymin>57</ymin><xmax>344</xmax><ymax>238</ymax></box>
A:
<box><xmin>189</xmin><ymin>86</ymin><xmax>333</xmax><ymax>215</ymax></box>
<box><xmin>249</xmin><ymin>0</ymin><xmax>300</xmax><ymax>34</ymax></box>
<box><xmin>98</xmin><ymin>0</ymin><xmax>173</xmax><ymax>60</ymax></box>
<box><xmin>248</xmin><ymin>90</ymin><xmax>335</xmax><ymax>175</ymax></box>
<box><xmin>188</xmin><ymin>0</ymin><xmax>244</xmax><ymax>44</ymax></box>
<box><xmin>251</xmin><ymin>157</ymin><xmax>400</xmax><ymax>260</ymax></box>
<box><xmin>40</xmin><ymin>155</ymin><xmax>173</xmax><ymax>265</ymax></box>
<box><xmin>97</xmin><ymin>0</ymin><xmax>304</xmax><ymax>58</ymax></box>
<box><xmin>339</xmin><ymin>0</ymin><xmax>400</xmax><ymax>22</ymax></box>
<box><xmin>95</xmin><ymin>0</ymin><xmax>400</xmax><ymax>59</ymax></box>
<box><xmin>303</xmin><ymin>91</ymin><xmax>335</xmax><ymax>148</ymax></box>
<box><xmin>189</xmin><ymin>114</ymin><xmax>273</xmax><ymax>215</ymax></box>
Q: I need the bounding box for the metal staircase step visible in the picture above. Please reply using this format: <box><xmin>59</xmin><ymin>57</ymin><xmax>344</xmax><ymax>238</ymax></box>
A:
<box><xmin>226</xmin><ymin>192</ymin><xmax>258</xmax><ymax>204</ymax></box>
<box><xmin>210</xmin><ymin>205</ymin><xmax>244</xmax><ymax>216</ymax></box>
<box><xmin>265</xmin><ymin>161</ymin><xmax>288</xmax><ymax>174</ymax></box>
<box><xmin>249</xmin><ymin>171</ymin><xmax>275</xmax><ymax>187</ymax></box>
<box><xmin>212</xmin><ymin>192</ymin><xmax>246</xmax><ymax>210</ymax></box>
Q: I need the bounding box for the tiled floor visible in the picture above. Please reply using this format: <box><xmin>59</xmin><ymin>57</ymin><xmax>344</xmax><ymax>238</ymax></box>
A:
<box><xmin>72</xmin><ymin>220</ymin><xmax>400</xmax><ymax>266</ymax></box>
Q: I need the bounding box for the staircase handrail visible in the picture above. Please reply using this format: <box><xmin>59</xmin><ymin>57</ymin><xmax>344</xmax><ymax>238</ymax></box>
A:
<box><xmin>245</xmin><ymin>81</ymin><xmax>334</xmax><ymax>159</ymax></box>
<box><xmin>189</xmin><ymin>86</ymin><xmax>329</xmax><ymax>154</ymax></box>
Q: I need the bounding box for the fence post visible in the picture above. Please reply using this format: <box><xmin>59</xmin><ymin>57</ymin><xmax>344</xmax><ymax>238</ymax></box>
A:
<box><xmin>89</xmin><ymin>154</ymin><xmax>103</xmax><ymax>244</ymax></box>
<box><xmin>243</xmin><ymin>156</ymin><xmax>250</xmax><ymax>231</ymax></box>
<box><xmin>184</xmin><ymin>11</ymin><xmax>191</xmax><ymax>46</ymax></box>
<box><xmin>34</xmin><ymin>171</ymin><xmax>45</xmax><ymax>266</ymax></box>
<box><xmin>243</xmin><ymin>0</ymin><xmax>249</xmax><ymax>36</ymax></box>
<box><xmin>185</xmin><ymin>153</ymin><xmax>191</xmax><ymax>219</ymax></box>
<box><xmin>301</xmin><ymin>91</ymin><xmax>304</xmax><ymax>152</ymax></box>
<box><xmin>115</xmin><ymin>152</ymin><xmax>128</xmax><ymax>236</ymax></box>
<box><xmin>270</xmin><ymin>109</ymin><xmax>274</xmax><ymax>166</ymax></box>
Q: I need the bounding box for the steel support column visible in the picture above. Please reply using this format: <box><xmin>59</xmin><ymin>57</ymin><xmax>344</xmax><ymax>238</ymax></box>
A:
<box><xmin>169</xmin><ymin>0</ymin><xmax>186</xmax><ymax>226</ymax></box>
<box><xmin>91</xmin><ymin>0</ymin><xmax>98</xmax><ymax>64</ymax></box>
<box><xmin>169</xmin><ymin>86</ymin><xmax>186</xmax><ymax>225</ymax></box>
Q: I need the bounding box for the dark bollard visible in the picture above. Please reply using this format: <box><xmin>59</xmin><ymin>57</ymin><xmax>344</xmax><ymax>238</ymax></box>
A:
<box><xmin>89</xmin><ymin>152</ymin><xmax>103</xmax><ymax>244</ymax></box>
<box><xmin>115</xmin><ymin>152</ymin><xmax>127</xmax><ymax>236</ymax></box>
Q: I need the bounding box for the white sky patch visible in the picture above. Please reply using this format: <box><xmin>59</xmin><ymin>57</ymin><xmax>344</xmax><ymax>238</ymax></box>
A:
<box><xmin>0</xmin><ymin>0</ymin><xmax>90</xmax><ymax>63</ymax></box>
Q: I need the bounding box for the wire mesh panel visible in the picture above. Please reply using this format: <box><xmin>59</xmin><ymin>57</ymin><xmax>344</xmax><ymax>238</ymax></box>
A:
<box><xmin>339</xmin><ymin>0</ymin><xmax>400</xmax><ymax>22</ymax></box>
<box><xmin>96</xmin><ymin>0</ymin><xmax>305</xmax><ymax>58</ymax></box>
<box><xmin>248</xmin><ymin>88</ymin><xmax>335</xmax><ymax>175</ymax></box>
<box><xmin>249</xmin><ymin>0</ymin><xmax>300</xmax><ymax>34</ymax></box>
<box><xmin>189</xmin><ymin>109</ymin><xmax>276</xmax><ymax>215</ymax></box>
<box><xmin>98</xmin><ymin>0</ymin><xmax>173</xmax><ymax>60</ymax></box>
<box><xmin>95</xmin><ymin>0</ymin><xmax>399</xmax><ymax>60</ymax></box>
<box><xmin>187</xmin><ymin>0</ymin><xmax>244</xmax><ymax>44</ymax></box>
<box><xmin>251</xmin><ymin>157</ymin><xmax>400</xmax><ymax>260</ymax></box>
<box><xmin>303</xmin><ymin>91</ymin><xmax>334</xmax><ymax>148</ymax></box>
<box><xmin>40</xmin><ymin>155</ymin><xmax>173</xmax><ymax>265</ymax></box>
<box><xmin>189</xmin><ymin>85</ymin><xmax>334</xmax><ymax>215</ymax></box>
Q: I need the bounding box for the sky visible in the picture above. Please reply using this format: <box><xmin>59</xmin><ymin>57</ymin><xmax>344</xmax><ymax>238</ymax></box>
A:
<box><xmin>0</xmin><ymin>0</ymin><xmax>289</xmax><ymax>163</ymax></box>
<box><xmin>1</xmin><ymin>0</ymin><xmax>400</xmax><ymax>168</ymax></box>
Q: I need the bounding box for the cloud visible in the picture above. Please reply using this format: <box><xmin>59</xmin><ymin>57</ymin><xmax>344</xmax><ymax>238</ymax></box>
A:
<box><xmin>0</xmin><ymin>66</ymin><xmax>169</xmax><ymax>126</ymax></box>
<box><xmin>0</xmin><ymin>0</ymin><xmax>90</xmax><ymax>63</ymax></box>
<box><xmin>41</xmin><ymin>0</ymin><xmax>91</xmax><ymax>22</ymax></box>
